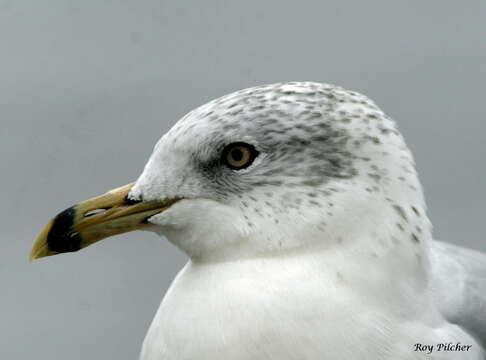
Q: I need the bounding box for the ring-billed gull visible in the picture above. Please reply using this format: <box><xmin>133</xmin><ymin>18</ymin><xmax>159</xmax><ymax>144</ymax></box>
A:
<box><xmin>30</xmin><ymin>82</ymin><xmax>485</xmax><ymax>359</ymax></box>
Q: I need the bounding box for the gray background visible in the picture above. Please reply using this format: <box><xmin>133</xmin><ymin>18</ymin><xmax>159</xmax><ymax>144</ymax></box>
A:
<box><xmin>1</xmin><ymin>1</ymin><xmax>484</xmax><ymax>359</ymax></box>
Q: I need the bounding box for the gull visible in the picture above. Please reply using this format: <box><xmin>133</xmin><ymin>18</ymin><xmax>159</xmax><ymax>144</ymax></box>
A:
<box><xmin>30</xmin><ymin>82</ymin><xmax>485</xmax><ymax>359</ymax></box>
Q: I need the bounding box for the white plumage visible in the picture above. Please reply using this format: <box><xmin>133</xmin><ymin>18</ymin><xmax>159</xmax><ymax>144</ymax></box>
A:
<box><xmin>125</xmin><ymin>82</ymin><xmax>486</xmax><ymax>359</ymax></box>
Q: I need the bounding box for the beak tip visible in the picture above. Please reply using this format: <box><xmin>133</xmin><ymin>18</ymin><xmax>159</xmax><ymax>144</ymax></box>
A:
<box><xmin>29</xmin><ymin>220</ymin><xmax>54</xmax><ymax>262</ymax></box>
<box><xmin>28</xmin><ymin>244</ymin><xmax>50</xmax><ymax>262</ymax></box>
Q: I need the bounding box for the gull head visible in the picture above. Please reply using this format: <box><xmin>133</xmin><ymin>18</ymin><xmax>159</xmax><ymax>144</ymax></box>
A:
<box><xmin>30</xmin><ymin>82</ymin><xmax>431</xmax><ymax>263</ymax></box>
<box><xmin>130</xmin><ymin>82</ymin><xmax>431</xmax><ymax>261</ymax></box>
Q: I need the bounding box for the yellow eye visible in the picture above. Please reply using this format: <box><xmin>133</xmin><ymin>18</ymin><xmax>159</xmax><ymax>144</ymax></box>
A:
<box><xmin>222</xmin><ymin>142</ymin><xmax>258</xmax><ymax>170</ymax></box>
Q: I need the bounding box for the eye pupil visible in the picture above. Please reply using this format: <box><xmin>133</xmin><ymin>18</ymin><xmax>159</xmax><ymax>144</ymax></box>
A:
<box><xmin>231</xmin><ymin>149</ymin><xmax>244</xmax><ymax>162</ymax></box>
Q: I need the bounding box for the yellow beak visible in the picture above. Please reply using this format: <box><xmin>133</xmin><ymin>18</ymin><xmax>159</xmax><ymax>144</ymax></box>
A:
<box><xmin>29</xmin><ymin>182</ymin><xmax>177</xmax><ymax>261</ymax></box>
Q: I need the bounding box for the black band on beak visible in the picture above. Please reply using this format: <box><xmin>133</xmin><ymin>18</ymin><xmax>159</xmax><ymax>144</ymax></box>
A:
<box><xmin>47</xmin><ymin>206</ymin><xmax>82</xmax><ymax>253</ymax></box>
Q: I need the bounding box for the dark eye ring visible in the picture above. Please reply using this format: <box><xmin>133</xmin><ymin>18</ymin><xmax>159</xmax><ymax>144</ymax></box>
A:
<box><xmin>222</xmin><ymin>142</ymin><xmax>259</xmax><ymax>170</ymax></box>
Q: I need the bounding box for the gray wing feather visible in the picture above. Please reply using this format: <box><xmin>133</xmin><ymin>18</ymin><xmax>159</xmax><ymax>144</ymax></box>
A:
<box><xmin>430</xmin><ymin>240</ymin><xmax>486</xmax><ymax>347</ymax></box>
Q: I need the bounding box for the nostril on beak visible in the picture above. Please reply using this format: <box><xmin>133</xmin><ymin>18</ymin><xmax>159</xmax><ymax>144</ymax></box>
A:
<box><xmin>84</xmin><ymin>208</ymin><xmax>108</xmax><ymax>217</ymax></box>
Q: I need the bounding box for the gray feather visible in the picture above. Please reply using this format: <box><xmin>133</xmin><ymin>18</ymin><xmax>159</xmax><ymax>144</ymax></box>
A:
<box><xmin>431</xmin><ymin>240</ymin><xmax>486</xmax><ymax>347</ymax></box>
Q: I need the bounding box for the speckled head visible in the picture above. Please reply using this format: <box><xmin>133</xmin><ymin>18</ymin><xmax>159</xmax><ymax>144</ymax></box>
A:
<box><xmin>127</xmin><ymin>82</ymin><xmax>431</xmax><ymax>261</ymax></box>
